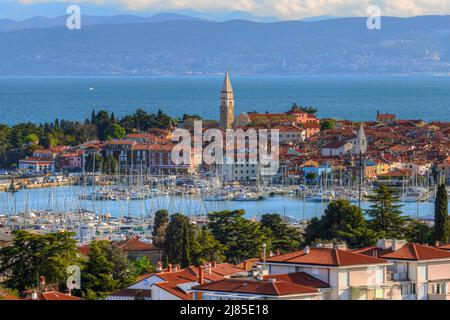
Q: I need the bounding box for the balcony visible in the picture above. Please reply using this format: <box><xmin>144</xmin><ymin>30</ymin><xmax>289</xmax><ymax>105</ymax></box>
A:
<box><xmin>428</xmin><ymin>281</ymin><xmax>450</xmax><ymax>300</ymax></box>
<box><xmin>351</xmin><ymin>282</ymin><xmax>415</xmax><ymax>300</ymax></box>
<box><xmin>387</xmin><ymin>270</ymin><xmax>408</xmax><ymax>282</ymax></box>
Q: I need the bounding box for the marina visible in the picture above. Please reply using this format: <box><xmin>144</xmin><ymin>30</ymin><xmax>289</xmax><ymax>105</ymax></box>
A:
<box><xmin>0</xmin><ymin>182</ymin><xmax>445</xmax><ymax>223</ymax></box>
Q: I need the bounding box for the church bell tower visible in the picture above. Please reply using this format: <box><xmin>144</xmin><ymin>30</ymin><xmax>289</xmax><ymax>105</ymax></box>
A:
<box><xmin>220</xmin><ymin>72</ymin><xmax>235</xmax><ymax>129</ymax></box>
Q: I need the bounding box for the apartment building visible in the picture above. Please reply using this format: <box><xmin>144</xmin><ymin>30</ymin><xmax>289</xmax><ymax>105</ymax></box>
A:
<box><xmin>355</xmin><ymin>239</ymin><xmax>450</xmax><ymax>300</ymax></box>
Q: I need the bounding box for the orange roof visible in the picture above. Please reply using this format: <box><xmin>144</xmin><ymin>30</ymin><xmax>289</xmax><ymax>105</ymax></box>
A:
<box><xmin>115</xmin><ymin>237</ymin><xmax>161</xmax><ymax>252</ymax></box>
<box><xmin>38</xmin><ymin>291</ymin><xmax>81</xmax><ymax>300</ymax></box>
<box><xmin>351</xmin><ymin>246</ymin><xmax>393</xmax><ymax>258</ymax></box>
<box><xmin>152</xmin><ymin>268</ymin><xmax>220</xmax><ymax>300</ymax></box>
<box><xmin>381</xmin><ymin>243</ymin><xmax>450</xmax><ymax>261</ymax></box>
<box><xmin>263</xmin><ymin>272</ymin><xmax>329</xmax><ymax>289</ymax></box>
<box><xmin>78</xmin><ymin>245</ymin><xmax>90</xmax><ymax>256</ymax></box>
<box><xmin>303</xmin><ymin>123</ymin><xmax>321</xmax><ymax>129</ymax></box>
<box><xmin>192</xmin><ymin>272</ymin><xmax>327</xmax><ymax>297</ymax></box>
<box><xmin>265</xmin><ymin>247</ymin><xmax>388</xmax><ymax>267</ymax></box>
<box><xmin>204</xmin><ymin>263</ymin><xmax>247</xmax><ymax>277</ymax></box>
<box><xmin>438</xmin><ymin>244</ymin><xmax>450</xmax><ymax>251</ymax></box>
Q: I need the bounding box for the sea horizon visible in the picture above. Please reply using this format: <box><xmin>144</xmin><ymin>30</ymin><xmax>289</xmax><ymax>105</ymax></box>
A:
<box><xmin>1</xmin><ymin>75</ymin><xmax>450</xmax><ymax>125</ymax></box>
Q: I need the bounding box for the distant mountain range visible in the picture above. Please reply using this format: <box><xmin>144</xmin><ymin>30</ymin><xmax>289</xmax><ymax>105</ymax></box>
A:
<box><xmin>1</xmin><ymin>15</ymin><xmax>450</xmax><ymax>76</ymax></box>
<box><xmin>0</xmin><ymin>13</ymin><xmax>203</xmax><ymax>32</ymax></box>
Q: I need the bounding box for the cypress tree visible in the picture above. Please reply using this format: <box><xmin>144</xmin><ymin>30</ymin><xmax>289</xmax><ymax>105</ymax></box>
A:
<box><xmin>434</xmin><ymin>183</ymin><xmax>449</xmax><ymax>243</ymax></box>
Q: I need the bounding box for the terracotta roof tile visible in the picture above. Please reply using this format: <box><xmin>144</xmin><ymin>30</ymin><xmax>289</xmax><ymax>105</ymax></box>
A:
<box><xmin>265</xmin><ymin>247</ymin><xmax>388</xmax><ymax>267</ymax></box>
<box><xmin>36</xmin><ymin>291</ymin><xmax>81</xmax><ymax>300</ymax></box>
<box><xmin>437</xmin><ymin>244</ymin><xmax>450</xmax><ymax>251</ymax></box>
<box><xmin>115</xmin><ymin>238</ymin><xmax>161</xmax><ymax>252</ymax></box>
<box><xmin>192</xmin><ymin>272</ymin><xmax>327</xmax><ymax>297</ymax></box>
<box><xmin>381</xmin><ymin>243</ymin><xmax>450</xmax><ymax>261</ymax></box>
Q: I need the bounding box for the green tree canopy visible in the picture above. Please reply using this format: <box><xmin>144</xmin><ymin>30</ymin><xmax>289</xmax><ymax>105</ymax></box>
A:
<box><xmin>260</xmin><ymin>214</ymin><xmax>302</xmax><ymax>252</ymax></box>
<box><xmin>0</xmin><ymin>230</ymin><xmax>80</xmax><ymax>292</ymax></box>
<box><xmin>405</xmin><ymin>219</ymin><xmax>434</xmax><ymax>244</ymax></box>
<box><xmin>81</xmin><ymin>240</ymin><xmax>135</xmax><ymax>299</ymax></box>
<box><xmin>365</xmin><ymin>185</ymin><xmax>407</xmax><ymax>238</ymax></box>
<box><xmin>320</xmin><ymin>119</ymin><xmax>336</xmax><ymax>131</ymax></box>
<box><xmin>305</xmin><ymin>199</ymin><xmax>378</xmax><ymax>248</ymax></box>
<box><xmin>208</xmin><ymin>210</ymin><xmax>269</xmax><ymax>263</ymax></box>
<box><xmin>193</xmin><ymin>227</ymin><xmax>226</xmax><ymax>266</ymax></box>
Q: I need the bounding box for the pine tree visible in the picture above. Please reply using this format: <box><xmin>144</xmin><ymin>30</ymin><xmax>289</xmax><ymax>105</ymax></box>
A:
<box><xmin>366</xmin><ymin>185</ymin><xmax>407</xmax><ymax>238</ymax></box>
<box><xmin>193</xmin><ymin>227</ymin><xmax>225</xmax><ymax>265</ymax></box>
<box><xmin>434</xmin><ymin>183</ymin><xmax>449</xmax><ymax>243</ymax></box>
<box><xmin>208</xmin><ymin>210</ymin><xmax>269</xmax><ymax>263</ymax></box>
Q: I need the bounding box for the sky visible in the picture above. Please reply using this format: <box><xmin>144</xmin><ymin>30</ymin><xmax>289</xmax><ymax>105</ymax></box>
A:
<box><xmin>1</xmin><ymin>0</ymin><xmax>450</xmax><ymax>20</ymax></box>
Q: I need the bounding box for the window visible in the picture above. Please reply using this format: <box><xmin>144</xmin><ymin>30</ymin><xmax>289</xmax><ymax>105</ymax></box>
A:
<box><xmin>339</xmin><ymin>271</ymin><xmax>349</xmax><ymax>287</ymax></box>
<box><xmin>432</xmin><ymin>283</ymin><xmax>445</xmax><ymax>294</ymax></box>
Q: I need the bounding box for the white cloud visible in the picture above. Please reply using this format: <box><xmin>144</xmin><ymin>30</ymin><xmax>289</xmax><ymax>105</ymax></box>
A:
<box><xmin>16</xmin><ymin>0</ymin><xmax>450</xmax><ymax>19</ymax></box>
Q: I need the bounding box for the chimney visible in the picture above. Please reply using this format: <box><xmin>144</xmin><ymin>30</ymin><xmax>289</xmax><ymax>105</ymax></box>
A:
<box><xmin>65</xmin><ymin>289</ymin><xmax>72</xmax><ymax>296</ymax></box>
<box><xmin>276</xmin><ymin>249</ymin><xmax>281</xmax><ymax>256</ymax></box>
<box><xmin>392</xmin><ymin>239</ymin><xmax>407</xmax><ymax>251</ymax></box>
<box><xmin>39</xmin><ymin>276</ymin><xmax>46</xmax><ymax>287</ymax></box>
<box><xmin>198</xmin><ymin>266</ymin><xmax>204</xmax><ymax>285</ymax></box>
<box><xmin>156</xmin><ymin>261</ymin><xmax>163</xmax><ymax>273</ymax></box>
<box><xmin>212</xmin><ymin>261</ymin><xmax>217</xmax><ymax>268</ymax></box>
<box><xmin>243</xmin><ymin>260</ymin><xmax>248</xmax><ymax>271</ymax></box>
<box><xmin>435</xmin><ymin>241</ymin><xmax>441</xmax><ymax>247</ymax></box>
<box><xmin>205</xmin><ymin>263</ymin><xmax>212</xmax><ymax>275</ymax></box>
<box><xmin>168</xmin><ymin>264</ymin><xmax>173</xmax><ymax>273</ymax></box>
<box><xmin>175</xmin><ymin>264</ymin><xmax>181</xmax><ymax>272</ymax></box>
<box><xmin>256</xmin><ymin>267</ymin><xmax>264</xmax><ymax>281</ymax></box>
<box><xmin>304</xmin><ymin>246</ymin><xmax>310</xmax><ymax>254</ymax></box>
<box><xmin>31</xmin><ymin>291</ymin><xmax>38</xmax><ymax>300</ymax></box>
<box><xmin>334</xmin><ymin>243</ymin><xmax>347</xmax><ymax>251</ymax></box>
<box><xmin>377</xmin><ymin>239</ymin><xmax>393</xmax><ymax>250</ymax></box>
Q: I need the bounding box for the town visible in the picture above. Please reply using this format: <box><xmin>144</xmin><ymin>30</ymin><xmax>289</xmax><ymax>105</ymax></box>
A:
<box><xmin>0</xmin><ymin>73</ymin><xmax>449</xmax><ymax>301</ymax></box>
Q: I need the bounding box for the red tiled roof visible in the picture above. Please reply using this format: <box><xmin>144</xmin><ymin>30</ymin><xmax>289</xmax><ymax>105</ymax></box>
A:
<box><xmin>380</xmin><ymin>243</ymin><xmax>450</xmax><ymax>261</ymax></box>
<box><xmin>151</xmin><ymin>267</ymin><xmax>223</xmax><ymax>300</ymax></box>
<box><xmin>78</xmin><ymin>245</ymin><xmax>90</xmax><ymax>256</ymax></box>
<box><xmin>39</xmin><ymin>291</ymin><xmax>81</xmax><ymax>300</ymax></box>
<box><xmin>115</xmin><ymin>237</ymin><xmax>161</xmax><ymax>252</ymax></box>
<box><xmin>437</xmin><ymin>244</ymin><xmax>450</xmax><ymax>251</ymax></box>
<box><xmin>263</xmin><ymin>272</ymin><xmax>329</xmax><ymax>289</ymax></box>
<box><xmin>192</xmin><ymin>272</ymin><xmax>327</xmax><ymax>297</ymax></box>
<box><xmin>351</xmin><ymin>246</ymin><xmax>393</xmax><ymax>258</ymax></box>
<box><xmin>265</xmin><ymin>247</ymin><xmax>388</xmax><ymax>267</ymax></box>
<box><xmin>303</xmin><ymin>123</ymin><xmax>321</xmax><ymax>129</ymax></box>
<box><xmin>205</xmin><ymin>263</ymin><xmax>247</xmax><ymax>277</ymax></box>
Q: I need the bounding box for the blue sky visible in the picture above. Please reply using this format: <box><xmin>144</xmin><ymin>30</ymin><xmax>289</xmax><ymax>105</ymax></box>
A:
<box><xmin>1</xmin><ymin>0</ymin><xmax>450</xmax><ymax>20</ymax></box>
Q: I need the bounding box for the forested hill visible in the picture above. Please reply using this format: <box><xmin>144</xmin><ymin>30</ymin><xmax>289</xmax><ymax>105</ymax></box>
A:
<box><xmin>1</xmin><ymin>15</ymin><xmax>450</xmax><ymax>75</ymax></box>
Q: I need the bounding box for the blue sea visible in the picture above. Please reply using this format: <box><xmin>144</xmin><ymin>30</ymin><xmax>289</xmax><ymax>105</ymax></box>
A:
<box><xmin>0</xmin><ymin>76</ymin><xmax>450</xmax><ymax>124</ymax></box>
<box><xmin>0</xmin><ymin>186</ymin><xmax>438</xmax><ymax>220</ymax></box>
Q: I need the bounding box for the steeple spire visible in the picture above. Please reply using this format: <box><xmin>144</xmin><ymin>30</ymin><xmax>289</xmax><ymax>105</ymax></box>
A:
<box><xmin>222</xmin><ymin>72</ymin><xmax>233</xmax><ymax>93</ymax></box>
<box><xmin>355</xmin><ymin>122</ymin><xmax>368</xmax><ymax>155</ymax></box>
